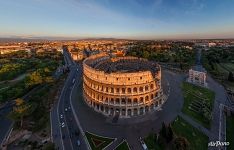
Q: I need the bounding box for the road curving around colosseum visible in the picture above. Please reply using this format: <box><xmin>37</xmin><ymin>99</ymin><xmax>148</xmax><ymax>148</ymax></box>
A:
<box><xmin>70</xmin><ymin>54</ymin><xmax>186</xmax><ymax>150</ymax></box>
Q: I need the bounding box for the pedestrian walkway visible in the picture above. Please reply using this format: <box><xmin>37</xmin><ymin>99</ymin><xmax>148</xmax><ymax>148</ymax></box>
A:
<box><xmin>179</xmin><ymin>112</ymin><xmax>212</xmax><ymax>137</ymax></box>
<box><xmin>105</xmin><ymin>138</ymin><xmax>123</xmax><ymax>150</ymax></box>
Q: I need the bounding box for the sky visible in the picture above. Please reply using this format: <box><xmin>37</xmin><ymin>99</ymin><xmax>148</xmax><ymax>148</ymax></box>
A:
<box><xmin>0</xmin><ymin>0</ymin><xmax>234</xmax><ymax>40</ymax></box>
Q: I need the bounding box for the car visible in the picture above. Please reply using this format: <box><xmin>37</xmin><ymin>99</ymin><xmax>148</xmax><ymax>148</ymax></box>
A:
<box><xmin>65</xmin><ymin>108</ymin><xmax>68</xmax><ymax>112</ymax></box>
<box><xmin>61</xmin><ymin>122</ymin><xmax>65</xmax><ymax>128</ymax></box>
<box><xmin>76</xmin><ymin>68</ymin><xmax>79</xmax><ymax>71</ymax></box>
<box><xmin>77</xmin><ymin>140</ymin><xmax>81</xmax><ymax>146</ymax></box>
<box><xmin>140</xmin><ymin>140</ymin><xmax>148</xmax><ymax>150</ymax></box>
<box><xmin>72</xmin><ymin>79</ymin><xmax>75</xmax><ymax>83</ymax></box>
<box><xmin>60</xmin><ymin>114</ymin><xmax>63</xmax><ymax>119</ymax></box>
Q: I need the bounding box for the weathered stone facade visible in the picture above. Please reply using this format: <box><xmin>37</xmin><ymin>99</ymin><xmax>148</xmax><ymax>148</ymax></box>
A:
<box><xmin>188</xmin><ymin>65</ymin><xmax>207</xmax><ymax>87</ymax></box>
<box><xmin>83</xmin><ymin>53</ymin><xmax>165</xmax><ymax>118</ymax></box>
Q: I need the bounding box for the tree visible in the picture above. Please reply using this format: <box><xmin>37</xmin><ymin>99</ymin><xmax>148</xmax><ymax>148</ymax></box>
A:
<box><xmin>167</xmin><ymin>124</ymin><xmax>174</xmax><ymax>142</ymax></box>
<box><xmin>44</xmin><ymin>142</ymin><xmax>55</xmax><ymax>150</ymax></box>
<box><xmin>173</xmin><ymin>136</ymin><xmax>189</xmax><ymax>150</ymax></box>
<box><xmin>9</xmin><ymin>98</ymin><xmax>32</xmax><ymax>128</ymax></box>
<box><xmin>228</xmin><ymin>71</ymin><xmax>234</xmax><ymax>82</ymax></box>
<box><xmin>160</xmin><ymin>122</ymin><xmax>167</xmax><ymax>139</ymax></box>
<box><xmin>142</xmin><ymin>51</ymin><xmax>150</xmax><ymax>59</ymax></box>
<box><xmin>25</xmin><ymin>71</ymin><xmax>43</xmax><ymax>88</ymax></box>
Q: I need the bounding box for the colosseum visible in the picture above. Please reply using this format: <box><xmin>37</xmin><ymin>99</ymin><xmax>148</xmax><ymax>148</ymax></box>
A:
<box><xmin>83</xmin><ymin>53</ymin><xmax>165</xmax><ymax>118</ymax></box>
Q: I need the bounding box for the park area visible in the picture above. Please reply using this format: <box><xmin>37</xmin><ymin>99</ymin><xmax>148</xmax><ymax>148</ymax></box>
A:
<box><xmin>202</xmin><ymin>48</ymin><xmax>234</xmax><ymax>91</ymax></box>
<box><xmin>171</xmin><ymin>116</ymin><xmax>208</xmax><ymax>150</ymax></box>
<box><xmin>0</xmin><ymin>51</ymin><xmax>63</xmax><ymax>104</ymax></box>
<box><xmin>85</xmin><ymin>131</ymin><xmax>115</xmax><ymax>150</ymax></box>
<box><xmin>182</xmin><ymin>82</ymin><xmax>215</xmax><ymax>128</ymax></box>
<box><xmin>216</xmin><ymin>63</ymin><xmax>234</xmax><ymax>91</ymax></box>
<box><xmin>144</xmin><ymin>116</ymin><xmax>208</xmax><ymax>150</ymax></box>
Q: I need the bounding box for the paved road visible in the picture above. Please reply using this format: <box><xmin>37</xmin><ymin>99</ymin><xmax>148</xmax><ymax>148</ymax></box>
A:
<box><xmin>0</xmin><ymin>106</ymin><xmax>13</xmax><ymax>147</ymax></box>
<box><xmin>70</xmin><ymin>68</ymin><xmax>185</xmax><ymax>150</ymax></box>
<box><xmin>194</xmin><ymin>48</ymin><xmax>229</xmax><ymax>150</ymax></box>
<box><xmin>51</xmin><ymin>49</ymin><xmax>88</xmax><ymax>150</ymax></box>
<box><xmin>207</xmin><ymin>75</ymin><xmax>229</xmax><ymax>150</ymax></box>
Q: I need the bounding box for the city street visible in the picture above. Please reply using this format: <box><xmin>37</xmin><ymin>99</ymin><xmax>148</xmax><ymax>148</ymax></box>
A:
<box><xmin>51</xmin><ymin>49</ymin><xmax>88</xmax><ymax>150</ymax></box>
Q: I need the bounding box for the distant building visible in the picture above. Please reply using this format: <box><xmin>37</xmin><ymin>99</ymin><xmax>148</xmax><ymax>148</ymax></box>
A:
<box><xmin>208</xmin><ymin>42</ymin><xmax>216</xmax><ymax>47</ymax></box>
<box><xmin>71</xmin><ymin>50</ymin><xmax>84</xmax><ymax>61</ymax></box>
<box><xmin>187</xmin><ymin>65</ymin><xmax>207</xmax><ymax>87</ymax></box>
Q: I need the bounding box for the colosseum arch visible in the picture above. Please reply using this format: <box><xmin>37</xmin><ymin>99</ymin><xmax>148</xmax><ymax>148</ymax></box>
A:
<box><xmin>139</xmin><ymin>87</ymin><xmax>144</xmax><ymax>92</ymax></box>
<box><xmin>127</xmin><ymin>109</ymin><xmax>132</xmax><ymax>116</ymax></box>
<box><xmin>121</xmin><ymin>98</ymin><xmax>126</xmax><ymax>104</ymax></box>
<box><xmin>127</xmin><ymin>98</ymin><xmax>132</xmax><ymax>105</ymax></box>
<box><xmin>145</xmin><ymin>85</ymin><xmax>149</xmax><ymax>91</ymax></box>
<box><xmin>140</xmin><ymin>107</ymin><xmax>144</xmax><ymax>115</ymax></box>
<box><xmin>140</xmin><ymin>97</ymin><xmax>144</xmax><ymax>103</ymax></box>
<box><xmin>150</xmin><ymin>104</ymin><xmax>154</xmax><ymax>110</ymax></box>
<box><xmin>121</xmin><ymin>109</ymin><xmax>126</xmax><ymax>116</ymax></box>
<box><xmin>133</xmin><ymin>98</ymin><xmax>138</xmax><ymax>105</ymax></box>
<box><xmin>111</xmin><ymin>87</ymin><xmax>114</xmax><ymax>93</ymax></box>
<box><xmin>116</xmin><ymin>88</ymin><xmax>120</xmax><ymax>93</ymax></box>
<box><xmin>133</xmin><ymin>108</ymin><xmax>138</xmax><ymax>116</ymax></box>
<box><xmin>116</xmin><ymin>98</ymin><xmax>120</xmax><ymax>104</ymax></box>
<box><xmin>145</xmin><ymin>95</ymin><xmax>149</xmax><ymax>102</ymax></box>
<box><xmin>127</xmin><ymin>88</ymin><xmax>132</xmax><ymax>93</ymax></box>
<box><xmin>122</xmin><ymin>88</ymin><xmax>126</xmax><ymax>94</ymax></box>
<box><xmin>133</xmin><ymin>87</ymin><xmax>138</xmax><ymax>93</ymax></box>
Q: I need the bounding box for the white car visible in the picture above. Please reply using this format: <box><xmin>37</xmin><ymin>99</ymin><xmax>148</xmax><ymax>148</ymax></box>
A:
<box><xmin>60</xmin><ymin>114</ymin><xmax>63</xmax><ymax>119</ymax></box>
<box><xmin>65</xmin><ymin>108</ymin><xmax>68</xmax><ymax>112</ymax></box>
<box><xmin>140</xmin><ymin>140</ymin><xmax>148</xmax><ymax>150</ymax></box>
<box><xmin>61</xmin><ymin>122</ymin><xmax>65</xmax><ymax>128</ymax></box>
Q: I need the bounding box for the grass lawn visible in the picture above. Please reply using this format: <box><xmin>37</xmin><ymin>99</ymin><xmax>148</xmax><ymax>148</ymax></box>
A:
<box><xmin>226</xmin><ymin>115</ymin><xmax>234</xmax><ymax>150</ymax></box>
<box><xmin>85</xmin><ymin>131</ymin><xmax>115</xmax><ymax>150</ymax></box>
<box><xmin>217</xmin><ymin>63</ymin><xmax>234</xmax><ymax>91</ymax></box>
<box><xmin>182</xmin><ymin>82</ymin><xmax>215</xmax><ymax>128</ymax></box>
<box><xmin>172</xmin><ymin>116</ymin><xmax>208</xmax><ymax>150</ymax></box>
<box><xmin>216</xmin><ymin>63</ymin><xmax>229</xmax><ymax>76</ymax></box>
<box><xmin>0</xmin><ymin>83</ymin><xmax>9</xmax><ymax>90</ymax></box>
<box><xmin>220</xmin><ymin>63</ymin><xmax>234</xmax><ymax>72</ymax></box>
<box><xmin>115</xmin><ymin>141</ymin><xmax>130</xmax><ymax>150</ymax></box>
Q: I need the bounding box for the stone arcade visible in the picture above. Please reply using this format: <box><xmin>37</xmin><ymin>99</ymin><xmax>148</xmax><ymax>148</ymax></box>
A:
<box><xmin>83</xmin><ymin>53</ymin><xmax>165</xmax><ymax>118</ymax></box>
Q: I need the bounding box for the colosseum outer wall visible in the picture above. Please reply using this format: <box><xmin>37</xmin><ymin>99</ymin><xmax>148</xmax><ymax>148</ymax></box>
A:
<box><xmin>82</xmin><ymin>53</ymin><xmax>165</xmax><ymax>118</ymax></box>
